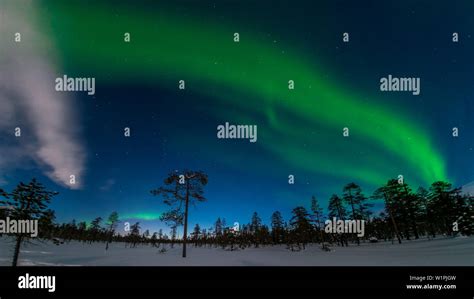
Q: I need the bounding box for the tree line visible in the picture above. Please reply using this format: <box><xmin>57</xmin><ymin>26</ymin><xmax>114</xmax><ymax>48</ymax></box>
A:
<box><xmin>1</xmin><ymin>173</ymin><xmax>473</xmax><ymax>265</ymax></box>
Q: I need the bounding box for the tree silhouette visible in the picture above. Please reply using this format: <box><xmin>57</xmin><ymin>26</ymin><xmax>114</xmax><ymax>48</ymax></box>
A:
<box><xmin>1</xmin><ymin>175</ymin><xmax>470</xmax><ymax>255</ymax></box>
<box><xmin>250</xmin><ymin>212</ymin><xmax>262</xmax><ymax>233</ymax></box>
<box><xmin>151</xmin><ymin>232</ymin><xmax>158</xmax><ymax>247</ymax></box>
<box><xmin>416</xmin><ymin>187</ymin><xmax>435</xmax><ymax>237</ymax></box>
<box><xmin>129</xmin><ymin>222</ymin><xmax>141</xmax><ymax>247</ymax></box>
<box><xmin>0</xmin><ymin>178</ymin><xmax>58</xmax><ymax>266</ymax></box>
<box><xmin>192</xmin><ymin>224</ymin><xmax>201</xmax><ymax>246</ymax></box>
<box><xmin>160</xmin><ymin>208</ymin><xmax>183</xmax><ymax>248</ymax></box>
<box><xmin>429</xmin><ymin>181</ymin><xmax>459</xmax><ymax>236</ymax></box>
<box><xmin>289</xmin><ymin>206</ymin><xmax>312</xmax><ymax>250</ymax></box>
<box><xmin>105</xmin><ymin>212</ymin><xmax>119</xmax><ymax>250</ymax></box>
<box><xmin>270</xmin><ymin>211</ymin><xmax>284</xmax><ymax>244</ymax></box>
<box><xmin>328</xmin><ymin>194</ymin><xmax>346</xmax><ymax>219</ymax></box>
<box><xmin>214</xmin><ymin>217</ymin><xmax>223</xmax><ymax>236</ymax></box>
<box><xmin>151</xmin><ymin>170</ymin><xmax>208</xmax><ymax>257</ymax></box>
<box><xmin>455</xmin><ymin>192</ymin><xmax>473</xmax><ymax>236</ymax></box>
<box><xmin>89</xmin><ymin>217</ymin><xmax>103</xmax><ymax>243</ymax></box>
<box><xmin>343</xmin><ymin>183</ymin><xmax>367</xmax><ymax>245</ymax></box>
<box><xmin>372</xmin><ymin>180</ymin><xmax>402</xmax><ymax>244</ymax></box>
<box><xmin>38</xmin><ymin>209</ymin><xmax>56</xmax><ymax>239</ymax></box>
<box><xmin>310</xmin><ymin>196</ymin><xmax>324</xmax><ymax>243</ymax></box>
<box><xmin>327</xmin><ymin>194</ymin><xmax>348</xmax><ymax>246</ymax></box>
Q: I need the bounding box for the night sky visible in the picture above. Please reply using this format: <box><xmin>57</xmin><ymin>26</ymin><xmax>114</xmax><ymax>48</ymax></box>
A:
<box><xmin>1</xmin><ymin>0</ymin><xmax>473</xmax><ymax>234</ymax></box>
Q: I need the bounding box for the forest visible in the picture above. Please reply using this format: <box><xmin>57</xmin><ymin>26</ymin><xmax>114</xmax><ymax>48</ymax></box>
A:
<box><xmin>0</xmin><ymin>172</ymin><xmax>473</xmax><ymax>266</ymax></box>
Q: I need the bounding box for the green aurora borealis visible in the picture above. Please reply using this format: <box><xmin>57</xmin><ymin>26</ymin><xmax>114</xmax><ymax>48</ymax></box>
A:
<box><xmin>37</xmin><ymin>0</ymin><xmax>447</xmax><ymax>187</ymax></box>
<box><xmin>5</xmin><ymin>0</ymin><xmax>474</xmax><ymax>229</ymax></box>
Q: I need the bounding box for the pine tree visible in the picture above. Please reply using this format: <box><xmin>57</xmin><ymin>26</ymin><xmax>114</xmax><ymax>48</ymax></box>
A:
<box><xmin>77</xmin><ymin>221</ymin><xmax>87</xmax><ymax>241</ymax></box>
<box><xmin>429</xmin><ymin>181</ymin><xmax>458</xmax><ymax>236</ymax></box>
<box><xmin>372</xmin><ymin>180</ymin><xmax>402</xmax><ymax>244</ymax></box>
<box><xmin>192</xmin><ymin>223</ymin><xmax>201</xmax><ymax>246</ymax></box>
<box><xmin>221</xmin><ymin>218</ymin><xmax>227</xmax><ymax>231</ymax></box>
<box><xmin>67</xmin><ymin>219</ymin><xmax>77</xmax><ymax>241</ymax></box>
<box><xmin>214</xmin><ymin>217</ymin><xmax>223</xmax><ymax>236</ymax></box>
<box><xmin>310</xmin><ymin>196</ymin><xmax>324</xmax><ymax>243</ymax></box>
<box><xmin>258</xmin><ymin>225</ymin><xmax>271</xmax><ymax>245</ymax></box>
<box><xmin>0</xmin><ymin>179</ymin><xmax>58</xmax><ymax>266</ymax></box>
<box><xmin>159</xmin><ymin>209</ymin><xmax>183</xmax><ymax>249</ymax></box>
<box><xmin>328</xmin><ymin>194</ymin><xmax>346</xmax><ymax>219</ymax></box>
<box><xmin>89</xmin><ymin>217</ymin><xmax>103</xmax><ymax>243</ymax></box>
<box><xmin>417</xmin><ymin>187</ymin><xmax>435</xmax><ymax>237</ymax></box>
<box><xmin>38</xmin><ymin>209</ymin><xmax>56</xmax><ymax>239</ymax></box>
<box><xmin>455</xmin><ymin>194</ymin><xmax>473</xmax><ymax>235</ymax></box>
<box><xmin>327</xmin><ymin>194</ymin><xmax>348</xmax><ymax>246</ymax></box>
<box><xmin>129</xmin><ymin>222</ymin><xmax>141</xmax><ymax>247</ymax></box>
<box><xmin>343</xmin><ymin>183</ymin><xmax>369</xmax><ymax>245</ymax></box>
<box><xmin>105</xmin><ymin>211</ymin><xmax>119</xmax><ymax>250</ymax></box>
<box><xmin>151</xmin><ymin>170</ymin><xmax>208</xmax><ymax>257</ymax></box>
<box><xmin>378</xmin><ymin>181</ymin><xmax>419</xmax><ymax>240</ymax></box>
<box><xmin>170</xmin><ymin>226</ymin><xmax>177</xmax><ymax>248</ymax></box>
<box><xmin>250</xmin><ymin>212</ymin><xmax>262</xmax><ymax>233</ymax></box>
<box><xmin>270</xmin><ymin>211</ymin><xmax>284</xmax><ymax>244</ymax></box>
<box><xmin>143</xmin><ymin>229</ymin><xmax>150</xmax><ymax>240</ymax></box>
<box><xmin>402</xmin><ymin>184</ymin><xmax>422</xmax><ymax>239</ymax></box>
<box><xmin>343</xmin><ymin>183</ymin><xmax>370</xmax><ymax>219</ymax></box>
<box><xmin>289</xmin><ymin>207</ymin><xmax>312</xmax><ymax>250</ymax></box>
<box><xmin>90</xmin><ymin>217</ymin><xmax>102</xmax><ymax>229</ymax></box>
<box><xmin>151</xmin><ymin>232</ymin><xmax>158</xmax><ymax>247</ymax></box>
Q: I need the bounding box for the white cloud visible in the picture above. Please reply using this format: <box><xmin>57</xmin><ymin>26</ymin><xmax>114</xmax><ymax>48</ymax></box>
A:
<box><xmin>0</xmin><ymin>2</ymin><xmax>86</xmax><ymax>189</ymax></box>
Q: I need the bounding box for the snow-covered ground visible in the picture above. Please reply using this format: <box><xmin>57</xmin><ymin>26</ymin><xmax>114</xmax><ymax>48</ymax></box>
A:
<box><xmin>0</xmin><ymin>236</ymin><xmax>472</xmax><ymax>266</ymax></box>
